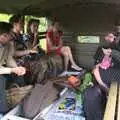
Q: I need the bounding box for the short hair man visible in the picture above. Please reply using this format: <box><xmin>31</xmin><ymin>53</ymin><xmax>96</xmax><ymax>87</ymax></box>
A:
<box><xmin>0</xmin><ymin>22</ymin><xmax>26</xmax><ymax>114</ymax></box>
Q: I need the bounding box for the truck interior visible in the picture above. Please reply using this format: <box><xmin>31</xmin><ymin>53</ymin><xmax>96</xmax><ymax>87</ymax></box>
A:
<box><xmin>0</xmin><ymin>0</ymin><xmax>120</xmax><ymax>120</ymax></box>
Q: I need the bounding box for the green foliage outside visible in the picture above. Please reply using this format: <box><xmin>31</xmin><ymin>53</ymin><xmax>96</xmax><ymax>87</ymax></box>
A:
<box><xmin>0</xmin><ymin>14</ymin><xmax>47</xmax><ymax>50</ymax></box>
<box><xmin>0</xmin><ymin>14</ymin><xmax>47</xmax><ymax>32</ymax></box>
<box><xmin>0</xmin><ymin>14</ymin><xmax>11</xmax><ymax>22</ymax></box>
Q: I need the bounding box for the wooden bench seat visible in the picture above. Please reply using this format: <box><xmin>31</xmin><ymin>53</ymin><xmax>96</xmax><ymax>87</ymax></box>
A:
<box><xmin>104</xmin><ymin>82</ymin><xmax>119</xmax><ymax>120</ymax></box>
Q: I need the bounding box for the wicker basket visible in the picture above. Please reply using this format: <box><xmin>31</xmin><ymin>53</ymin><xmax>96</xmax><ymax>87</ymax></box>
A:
<box><xmin>6</xmin><ymin>84</ymin><xmax>33</xmax><ymax>106</ymax></box>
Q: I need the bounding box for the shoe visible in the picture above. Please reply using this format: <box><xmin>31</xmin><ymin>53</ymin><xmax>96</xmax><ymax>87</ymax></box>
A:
<box><xmin>71</xmin><ymin>65</ymin><xmax>83</xmax><ymax>71</ymax></box>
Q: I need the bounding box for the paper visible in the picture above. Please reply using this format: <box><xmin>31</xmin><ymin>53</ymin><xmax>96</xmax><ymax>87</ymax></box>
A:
<box><xmin>40</xmin><ymin>90</ymin><xmax>85</xmax><ymax>120</ymax></box>
<box><xmin>59</xmin><ymin>71</ymin><xmax>80</xmax><ymax>77</ymax></box>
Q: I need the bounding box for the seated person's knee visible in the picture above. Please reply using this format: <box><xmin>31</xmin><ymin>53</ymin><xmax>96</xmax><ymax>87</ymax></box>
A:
<box><xmin>65</xmin><ymin>46</ymin><xmax>71</xmax><ymax>51</ymax></box>
<box><xmin>62</xmin><ymin>51</ymin><xmax>69</xmax><ymax>57</ymax></box>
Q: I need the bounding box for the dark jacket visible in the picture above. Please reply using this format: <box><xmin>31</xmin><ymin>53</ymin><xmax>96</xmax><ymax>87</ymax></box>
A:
<box><xmin>94</xmin><ymin>35</ymin><xmax>120</xmax><ymax>68</ymax></box>
<box><xmin>94</xmin><ymin>46</ymin><xmax>110</xmax><ymax>65</ymax></box>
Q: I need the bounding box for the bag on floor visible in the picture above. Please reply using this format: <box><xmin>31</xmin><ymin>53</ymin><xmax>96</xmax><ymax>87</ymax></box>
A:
<box><xmin>22</xmin><ymin>81</ymin><xmax>59</xmax><ymax>119</ymax></box>
<box><xmin>6</xmin><ymin>84</ymin><xmax>33</xmax><ymax>106</ymax></box>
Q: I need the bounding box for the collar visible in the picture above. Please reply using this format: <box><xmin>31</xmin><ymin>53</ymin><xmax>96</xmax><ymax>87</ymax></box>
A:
<box><xmin>0</xmin><ymin>44</ymin><xmax>3</xmax><ymax>48</ymax></box>
<box><xmin>0</xmin><ymin>43</ymin><xmax>7</xmax><ymax>48</ymax></box>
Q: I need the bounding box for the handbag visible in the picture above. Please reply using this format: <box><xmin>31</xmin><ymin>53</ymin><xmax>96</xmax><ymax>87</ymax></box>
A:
<box><xmin>6</xmin><ymin>84</ymin><xmax>33</xmax><ymax>106</ymax></box>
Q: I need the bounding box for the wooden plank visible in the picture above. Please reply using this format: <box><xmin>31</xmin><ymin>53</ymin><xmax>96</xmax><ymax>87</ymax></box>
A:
<box><xmin>117</xmin><ymin>85</ymin><xmax>120</xmax><ymax>120</ymax></box>
<box><xmin>104</xmin><ymin>82</ymin><xmax>118</xmax><ymax>120</ymax></box>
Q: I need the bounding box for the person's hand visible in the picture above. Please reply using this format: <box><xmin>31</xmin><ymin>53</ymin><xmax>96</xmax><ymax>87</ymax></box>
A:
<box><xmin>32</xmin><ymin>45</ymin><xmax>38</xmax><ymax>51</ymax></box>
<box><xmin>28</xmin><ymin>49</ymin><xmax>38</xmax><ymax>54</ymax></box>
<box><xmin>103</xmin><ymin>84</ymin><xmax>109</xmax><ymax>92</ymax></box>
<box><xmin>11</xmin><ymin>66</ymin><xmax>26</xmax><ymax>76</ymax></box>
<box><xmin>102</xmin><ymin>48</ymin><xmax>111</xmax><ymax>56</ymax></box>
<box><xmin>101</xmin><ymin>83</ymin><xmax>109</xmax><ymax>96</ymax></box>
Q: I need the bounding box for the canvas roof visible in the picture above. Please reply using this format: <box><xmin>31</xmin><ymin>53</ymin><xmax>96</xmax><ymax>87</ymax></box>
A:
<box><xmin>1</xmin><ymin>0</ymin><xmax>120</xmax><ymax>33</ymax></box>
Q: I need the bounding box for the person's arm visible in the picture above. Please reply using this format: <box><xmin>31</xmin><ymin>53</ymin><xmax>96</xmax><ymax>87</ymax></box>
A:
<box><xmin>6</xmin><ymin>43</ymin><xmax>17</xmax><ymax>68</ymax></box>
<box><xmin>93</xmin><ymin>66</ymin><xmax>109</xmax><ymax>92</ymax></box>
<box><xmin>0</xmin><ymin>66</ymin><xmax>26</xmax><ymax>75</ymax></box>
<box><xmin>14</xmin><ymin>49</ymin><xmax>38</xmax><ymax>57</ymax></box>
<box><xmin>46</xmin><ymin>32</ymin><xmax>59</xmax><ymax>51</ymax></box>
<box><xmin>58</xmin><ymin>39</ymin><xmax>63</xmax><ymax>48</ymax></box>
<box><xmin>13</xmin><ymin>36</ymin><xmax>37</xmax><ymax>57</ymax></box>
<box><xmin>47</xmin><ymin>37</ymin><xmax>58</xmax><ymax>50</ymax></box>
<box><xmin>32</xmin><ymin>32</ymin><xmax>38</xmax><ymax>48</ymax></box>
<box><xmin>58</xmin><ymin>31</ymin><xmax>63</xmax><ymax>47</ymax></box>
<box><xmin>0</xmin><ymin>66</ymin><xmax>13</xmax><ymax>74</ymax></box>
<box><xmin>14</xmin><ymin>50</ymin><xmax>31</xmax><ymax>57</ymax></box>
